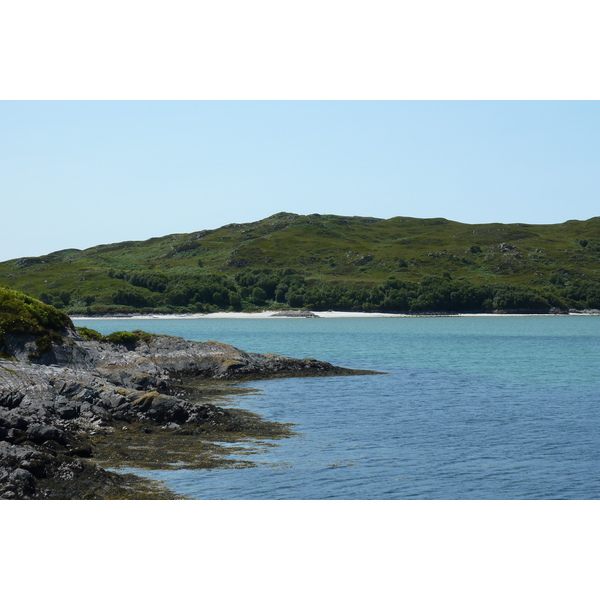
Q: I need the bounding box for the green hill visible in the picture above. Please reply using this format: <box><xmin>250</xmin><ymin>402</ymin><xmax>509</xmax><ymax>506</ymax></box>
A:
<box><xmin>2</xmin><ymin>212</ymin><xmax>600</xmax><ymax>314</ymax></box>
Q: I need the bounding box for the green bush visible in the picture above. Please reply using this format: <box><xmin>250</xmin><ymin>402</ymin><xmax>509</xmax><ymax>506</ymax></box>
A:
<box><xmin>0</xmin><ymin>286</ymin><xmax>73</xmax><ymax>357</ymax></box>
<box><xmin>76</xmin><ymin>326</ymin><xmax>104</xmax><ymax>341</ymax></box>
<box><xmin>103</xmin><ymin>329</ymin><xmax>156</xmax><ymax>348</ymax></box>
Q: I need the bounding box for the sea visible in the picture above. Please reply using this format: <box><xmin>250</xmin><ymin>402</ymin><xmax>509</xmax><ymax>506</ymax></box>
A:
<box><xmin>74</xmin><ymin>315</ymin><xmax>600</xmax><ymax>500</ymax></box>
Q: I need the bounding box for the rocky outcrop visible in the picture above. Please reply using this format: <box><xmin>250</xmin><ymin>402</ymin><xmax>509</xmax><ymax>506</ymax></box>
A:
<box><xmin>0</xmin><ymin>331</ymin><xmax>376</xmax><ymax>499</ymax></box>
<box><xmin>271</xmin><ymin>310</ymin><xmax>320</xmax><ymax>318</ymax></box>
<box><xmin>86</xmin><ymin>334</ymin><xmax>367</xmax><ymax>384</ymax></box>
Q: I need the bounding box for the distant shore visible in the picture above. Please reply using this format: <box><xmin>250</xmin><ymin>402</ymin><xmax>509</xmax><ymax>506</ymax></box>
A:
<box><xmin>71</xmin><ymin>310</ymin><xmax>600</xmax><ymax>320</ymax></box>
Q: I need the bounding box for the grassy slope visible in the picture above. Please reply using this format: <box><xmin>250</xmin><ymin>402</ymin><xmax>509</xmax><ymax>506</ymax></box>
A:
<box><xmin>0</xmin><ymin>287</ymin><xmax>74</xmax><ymax>357</ymax></box>
<box><xmin>1</xmin><ymin>212</ymin><xmax>600</xmax><ymax>313</ymax></box>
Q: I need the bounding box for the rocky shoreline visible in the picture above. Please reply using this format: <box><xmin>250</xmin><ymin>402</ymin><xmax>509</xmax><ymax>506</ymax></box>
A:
<box><xmin>0</xmin><ymin>329</ymin><xmax>377</xmax><ymax>499</ymax></box>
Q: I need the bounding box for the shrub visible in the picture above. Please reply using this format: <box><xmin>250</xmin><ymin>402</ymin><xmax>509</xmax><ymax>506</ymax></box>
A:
<box><xmin>251</xmin><ymin>287</ymin><xmax>267</xmax><ymax>304</ymax></box>
<box><xmin>76</xmin><ymin>326</ymin><xmax>104</xmax><ymax>341</ymax></box>
<box><xmin>0</xmin><ymin>286</ymin><xmax>73</xmax><ymax>357</ymax></box>
<box><xmin>103</xmin><ymin>329</ymin><xmax>155</xmax><ymax>348</ymax></box>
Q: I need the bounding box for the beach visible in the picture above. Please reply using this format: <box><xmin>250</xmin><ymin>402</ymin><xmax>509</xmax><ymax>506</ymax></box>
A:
<box><xmin>71</xmin><ymin>310</ymin><xmax>599</xmax><ymax>320</ymax></box>
<box><xmin>72</xmin><ymin>310</ymin><xmax>401</xmax><ymax>320</ymax></box>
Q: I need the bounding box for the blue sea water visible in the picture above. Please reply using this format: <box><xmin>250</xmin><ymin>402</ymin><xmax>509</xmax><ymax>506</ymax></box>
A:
<box><xmin>75</xmin><ymin>315</ymin><xmax>600</xmax><ymax>499</ymax></box>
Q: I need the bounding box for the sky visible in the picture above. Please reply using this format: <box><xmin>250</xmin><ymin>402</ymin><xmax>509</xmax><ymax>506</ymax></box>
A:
<box><xmin>1</xmin><ymin>100</ymin><xmax>599</xmax><ymax>262</ymax></box>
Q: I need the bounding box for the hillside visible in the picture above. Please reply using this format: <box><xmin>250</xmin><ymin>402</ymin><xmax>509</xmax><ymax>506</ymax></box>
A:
<box><xmin>1</xmin><ymin>212</ymin><xmax>600</xmax><ymax>314</ymax></box>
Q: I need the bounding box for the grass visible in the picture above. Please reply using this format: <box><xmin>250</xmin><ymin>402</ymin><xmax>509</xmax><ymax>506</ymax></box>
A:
<box><xmin>0</xmin><ymin>286</ymin><xmax>74</xmax><ymax>357</ymax></box>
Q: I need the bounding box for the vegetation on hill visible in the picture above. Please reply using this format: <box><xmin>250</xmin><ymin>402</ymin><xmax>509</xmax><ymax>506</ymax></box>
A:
<box><xmin>1</xmin><ymin>212</ymin><xmax>600</xmax><ymax>314</ymax></box>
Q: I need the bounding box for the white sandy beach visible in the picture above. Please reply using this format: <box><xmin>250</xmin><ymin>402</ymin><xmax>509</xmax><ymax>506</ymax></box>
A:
<box><xmin>71</xmin><ymin>310</ymin><xmax>599</xmax><ymax>320</ymax></box>
<box><xmin>72</xmin><ymin>311</ymin><xmax>401</xmax><ymax>320</ymax></box>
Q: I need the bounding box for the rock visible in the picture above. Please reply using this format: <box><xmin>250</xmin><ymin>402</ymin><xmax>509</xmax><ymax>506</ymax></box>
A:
<box><xmin>271</xmin><ymin>310</ymin><xmax>320</xmax><ymax>318</ymax></box>
<box><xmin>7</xmin><ymin>468</ymin><xmax>36</xmax><ymax>496</ymax></box>
<box><xmin>0</xmin><ymin>390</ymin><xmax>24</xmax><ymax>409</ymax></box>
<box><xmin>5</xmin><ymin>415</ymin><xmax>29</xmax><ymax>430</ymax></box>
<box><xmin>27</xmin><ymin>424</ymin><xmax>67</xmax><ymax>446</ymax></box>
<box><xmin>68</xmin><ymin>445</ymin><xmax>92</xmax><ymax>458</ymax></box>
<box><xmin>6</xmin><ymin>428</ymin><xmax>28</xmax><ymax>444</ymax></box>
<box><xmin>0</xmin><ymin>328</ymin><xmax>377</xmax><ymax>499</ymax></box>
<box><xmin>90</xmin><ymin>405</ymin><xmax>111</xmax><ymax>420</ymax></box>
<box><xmin>55</xmin><ymin>405</ymin><xmax>78</xmax><ymax>420</ymax></box>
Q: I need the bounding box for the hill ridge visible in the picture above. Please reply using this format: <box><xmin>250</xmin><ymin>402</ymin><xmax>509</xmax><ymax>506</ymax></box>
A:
<box><xmin>1</xmin><ymin>212</ymin><xmax>600</xmax><ymax>314</ymax></box>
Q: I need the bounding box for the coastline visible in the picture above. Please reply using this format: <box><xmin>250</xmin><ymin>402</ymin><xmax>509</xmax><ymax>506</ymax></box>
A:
<box><xmin>71</xmin><ymin>310</ymin><xmax>600</xmax><ymax>320</ymax></box>
<box><xmin>0</xmin><ymin>328</ymin><xmax>378</xmax><ymax>499</ymax></box>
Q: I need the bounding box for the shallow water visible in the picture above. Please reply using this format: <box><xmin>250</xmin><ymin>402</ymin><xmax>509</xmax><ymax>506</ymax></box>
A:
<box><xmin>76</xmin><ymin>315</ymin><xmax>600</xmax><ymax>499</ymax></box>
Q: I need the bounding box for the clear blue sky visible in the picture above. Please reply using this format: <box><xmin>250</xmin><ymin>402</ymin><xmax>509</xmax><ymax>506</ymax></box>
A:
<box><xmin>1</xmin><ymin>100</ymin><xmax>599</xmax><ymax>262</ymax></box>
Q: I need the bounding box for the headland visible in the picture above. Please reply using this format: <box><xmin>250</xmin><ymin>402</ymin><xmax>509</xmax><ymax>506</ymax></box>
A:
<box><xmin>1</xmin><ymin>320</ymin><xmax>377</xmax><ymax>499</ymax></box>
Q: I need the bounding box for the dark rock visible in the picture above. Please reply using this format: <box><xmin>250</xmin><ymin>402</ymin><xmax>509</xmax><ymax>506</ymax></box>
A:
<box><xmin>90</xmin><ymin>405</ymin><xmax>110</xmax><ymax>420</ymax></box>
<box><xmin>8</xmin><ymin>468</ymin><xmax>36</xmax><ymax>495</ymax></box>
<box><xmin>0</xmin><ymin>390</ymin><xmax>24</xmax><ymax>409</ymax></box>
<box><xmin>0</xmin><ymin>328</ymin><xmax>377</xmax><ymax>499</ymax></box>
<box><xmin>68</xmin><ymin>445</ymin><xmax>92</xmax><ymax>458</ymax></box>
<box><xmin>146</xmin><ymin>397</ymin><xmax>190</xmax><ymax>424</ymax></box>
<box><xmin>6</xmin><ymin>428</ymin><xmax>28</xmax><ymax>444</ymax></box>
<box><xmin>27</xmin><ymin>424</ymin><xmax>67</xmax><ymax>446</ymax></box>
<box><xmin>20</xmin><ymin>455</ymin><xmax>48</xmax><ymax>478</ymax></box>
<box><xmin>271</xmin><ymin>310</ymin><xmax>320</xmax><ymax>318</ymax></box>
<box><xmin>55</xmin><ymin>405</ymin><xmax>78</xmax><ymax>420</ymax></box>
<box><xmin>6</xmin><ymin>415</ymin><xmax>29</xmax><ymax>430</ymax></box>
<box><xmin>42</xmin><ymin>439</ymin><xmax>66</xmax><ymax>451</ymax></box>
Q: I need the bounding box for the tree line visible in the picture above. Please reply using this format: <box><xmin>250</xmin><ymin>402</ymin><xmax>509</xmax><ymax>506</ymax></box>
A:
<box><xmin>37</xmin><ymin>267</ymin><xmax>600</xmax><ymax>314</ymax></box>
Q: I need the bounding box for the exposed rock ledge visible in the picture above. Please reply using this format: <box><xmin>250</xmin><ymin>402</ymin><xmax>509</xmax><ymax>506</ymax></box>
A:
<box><xmin>271</xmin><ymin>310</ymin><xmax>320</xmax><ymax>318</ymax></box>
<box><xmin>0</xmin><ymin>331</ymin><xmax>377</xmax><ymax>499</ymax></box>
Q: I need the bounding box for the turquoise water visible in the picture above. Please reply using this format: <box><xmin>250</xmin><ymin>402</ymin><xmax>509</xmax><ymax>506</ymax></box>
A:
<box><xmin>75</xmin><ymin>316</ymin><xmax>600</xmax><ymax>499</ymax></box>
